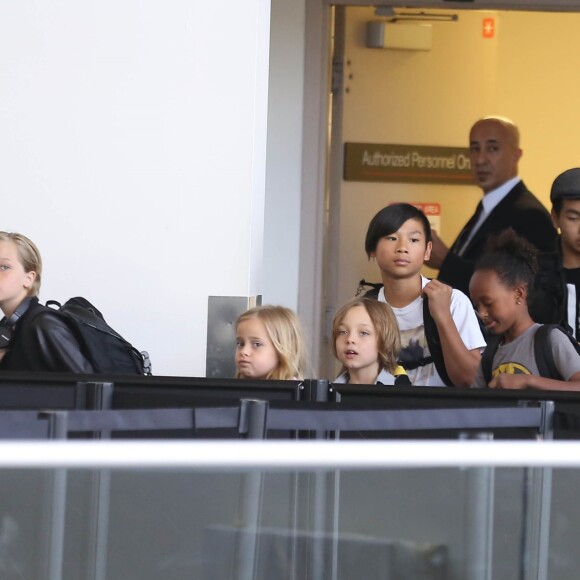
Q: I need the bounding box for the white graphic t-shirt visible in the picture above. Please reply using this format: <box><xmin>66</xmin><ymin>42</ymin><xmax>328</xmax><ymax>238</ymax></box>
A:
<box><xmin>378</xmin><ymin>276</ymin><xmax>486</xmax><ymax>387</ymax></box>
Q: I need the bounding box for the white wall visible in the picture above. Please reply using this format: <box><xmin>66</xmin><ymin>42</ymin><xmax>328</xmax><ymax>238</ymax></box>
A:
<box><xmin>263</xmin><ymin>0</ymin><xmax>305</xmax><ymax>310</ymax></box>
<box><xmin>264</xmin><ymin>0</ymin><xmax>330</xmax><ymax>375</ymax></box>
<box><xmin>0</xmin><ymin>0</ymin><xmax>271</xmax><ymax>377</ymax></box>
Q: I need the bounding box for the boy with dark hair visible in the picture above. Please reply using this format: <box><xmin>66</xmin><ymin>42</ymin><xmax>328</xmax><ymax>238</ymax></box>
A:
<box><xmin>365</xmin><ymin>203</ymin><xmax>486</xmax><ymax>387</ymax></box>
<box><xmin>550</xmin><ymin>168</ymin><xmax>580</xmax><ymax>339</ymax></box>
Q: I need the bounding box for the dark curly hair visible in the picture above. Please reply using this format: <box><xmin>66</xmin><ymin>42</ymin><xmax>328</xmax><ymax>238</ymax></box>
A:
<box><xmin>473</xmin><ymin>228</ymin><xmax>538</xmax><ymax>296</ymax></box>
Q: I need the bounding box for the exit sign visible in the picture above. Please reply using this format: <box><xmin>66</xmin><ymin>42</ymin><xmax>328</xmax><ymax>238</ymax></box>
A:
<box><xmin>483</xmin><ymin>18</ymin><xmax>495</xmax><ymax>38</ymax></box>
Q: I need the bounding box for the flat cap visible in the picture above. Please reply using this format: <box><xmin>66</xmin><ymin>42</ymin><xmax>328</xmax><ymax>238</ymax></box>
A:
<box><xmin>551</xmin><ymin>168</ymin><xmax>580</xmax><ymax>202</ymax></box>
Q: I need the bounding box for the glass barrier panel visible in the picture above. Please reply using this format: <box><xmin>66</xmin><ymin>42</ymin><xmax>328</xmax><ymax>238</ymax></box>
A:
<box><xmin>0</xmin><ymin>441</ymin><xmax>577</xmax><ymax>580</ymax></box>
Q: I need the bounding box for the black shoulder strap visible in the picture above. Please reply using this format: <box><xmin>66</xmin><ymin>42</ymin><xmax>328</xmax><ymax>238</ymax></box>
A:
<box><xmin>534</xmin><ymin>325</ymin><xmax>555</xmax><ymax>379</ymax></box>
<box><xmin>534</xmin><ymin>324</ymin><xmax>567</xmax><ymax>381</ymax></box>
<box><xmin>530</xmin><ymin>251</ymin><xmax>567</xmax><ymax>326</ymax></box>
<box><xmin>394</xmin><ymin>373</ymin><xmax>412</xmax><ymax>386</ymax></box>
<box><xmin>481</xmin><ymin>334</ymin><xmax>502</xmax><ymax>385</ymax></box>
<box><xmin>422</xmin><ymin>296</ymin><xmax>453</xmax><ymax>387</ymax></box>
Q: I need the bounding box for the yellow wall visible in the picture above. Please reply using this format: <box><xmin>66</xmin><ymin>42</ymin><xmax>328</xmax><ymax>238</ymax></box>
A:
<box><xmin>496</xmin><ymin>12</ymin><xmax>580</xmax><ymax>195</ymax></box>
<box><xmin>336</xmin><ymin>7</ymin><xmax>580</xmax><ymax>308</ymax></box>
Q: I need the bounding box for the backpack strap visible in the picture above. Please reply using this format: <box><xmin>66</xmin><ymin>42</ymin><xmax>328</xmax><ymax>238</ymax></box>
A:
<box><xmin>480</xmin><ymin>333</ymin><xmax>502</xmax><ymax>385</ymax></box>
<box><xmin>422</xmin><ymin>296</ymin><xmax>453</xmax><ymax>386</ymax></box>
<box><xmin>393</xmin><ymin>364</ymin><xmax>411</xmax><ymax>386</ymax></box>
<box><xmin>530</xmin><ymin>250</ymin><xmax>568</xmax><ymax>326</ymax></box>
<box><xmin>534</xmin><ymin>324</ymin><xmax>564</xmax><ymax>380</ymax></box>
<box><xmin>394</xmin><ymin>373</ymin><xmax>412</xmax><ymax>386</ymax></box>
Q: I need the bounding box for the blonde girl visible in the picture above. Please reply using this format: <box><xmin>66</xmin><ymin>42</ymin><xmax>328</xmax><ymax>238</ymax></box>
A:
<box><xmin>0</xmin><ymin>232</ymin><xmax>93</xmax><ymax>372</ymax></box>
<box><xmin>235</xmin><ymin>305</ymin><xmax>307</xmax><ymax>380</ymax></box>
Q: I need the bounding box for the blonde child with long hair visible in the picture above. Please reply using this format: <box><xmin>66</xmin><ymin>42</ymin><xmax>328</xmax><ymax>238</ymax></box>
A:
<box><xmin>332</xmin><ymin>297</ymin><xmax>408</xmax><ymax>385</ymax></box>
<box><xmin>0</xmin><ymin>231</ymin><xmax>93</xmax><ymax>372</ymax></box>
<box><xmin>235</xmin><ymin>305</ymin><xmax>307</xmax><ymax>380</ymax></box>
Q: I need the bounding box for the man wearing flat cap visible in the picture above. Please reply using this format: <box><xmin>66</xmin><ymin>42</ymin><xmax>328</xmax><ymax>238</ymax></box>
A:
<box><xmin>551</xmin><ymin>168</ymin><xmax>580</xmax><ymax>338</ymax></box>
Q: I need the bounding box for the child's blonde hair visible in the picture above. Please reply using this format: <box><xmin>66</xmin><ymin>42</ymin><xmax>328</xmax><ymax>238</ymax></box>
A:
<box><xmin>332</xmin><ymin>297</ymin><xmax>400</xmax><ymax>374</ymax></box>
<box><xmin>0</xmin><ymin>232</ymin><xmax>42</xmax><ymax>297</ymax></box>
<box><xmin>235</xmin><ymin>305</ymin><xmax>307</xmax><ymax>380</ymax></box>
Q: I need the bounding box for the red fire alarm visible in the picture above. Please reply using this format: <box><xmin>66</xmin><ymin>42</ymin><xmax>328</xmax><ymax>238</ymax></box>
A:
<box><xmin>483</xmin><ymin>18</ymin><xmax>495</xmax><ymax>39</ymax></box>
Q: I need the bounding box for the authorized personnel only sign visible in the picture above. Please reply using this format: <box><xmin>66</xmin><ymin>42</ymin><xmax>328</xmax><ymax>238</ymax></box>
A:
<box><xmin>344</xmin><ymin>143</ymin><xmax>473</xmax><ymax>185</ymax></box>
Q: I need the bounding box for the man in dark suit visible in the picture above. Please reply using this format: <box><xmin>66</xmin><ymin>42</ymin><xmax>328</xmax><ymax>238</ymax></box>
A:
<box><xmin>428</xmin><ymin>116</ymin><xmax>557</xmax><ymax>297</ymax></box>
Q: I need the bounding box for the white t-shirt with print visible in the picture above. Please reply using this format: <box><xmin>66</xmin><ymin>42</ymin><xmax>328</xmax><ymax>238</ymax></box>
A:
<box><xmin>378</xmin><ymin>276</ymin><xmax>486</xmax><ymax>387</ymax></box>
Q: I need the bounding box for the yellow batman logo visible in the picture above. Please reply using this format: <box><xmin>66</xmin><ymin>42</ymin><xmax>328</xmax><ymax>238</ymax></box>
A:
<box><xmin>492</xmin><ymin>363</ymin><xmax>531</xmax><ymax>377</ymax></box>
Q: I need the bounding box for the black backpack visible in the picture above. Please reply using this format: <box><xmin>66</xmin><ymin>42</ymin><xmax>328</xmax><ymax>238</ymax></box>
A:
<box><xmin>44</xmin><ymin>297</ymin><xmax>152</xmax><ymax>375</ymax></box>
<box><xmin>528</xmin><ymin>250</ymin><xmax>568</xmax><ymax>327</ymax></box>
<box><xmin>358</xmin><ymin>280</ymin><xmax>457</xmax><ymax>386</ymax></box>
<box><xmin>481</xmin><ymin>324</ymin><xmax>580</xmax><ymax>385</ymax></box>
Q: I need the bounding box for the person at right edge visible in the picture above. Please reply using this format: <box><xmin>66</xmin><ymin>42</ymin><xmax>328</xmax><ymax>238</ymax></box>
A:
<box><xmin>427</xmin><ymin>116</ymin><xmax>557</xmax><ymax>304</ymax></box>
<box><xmin>550</xmin><ymin>168</ymin><xmax>580</xmax><ymax>339</ymax></box>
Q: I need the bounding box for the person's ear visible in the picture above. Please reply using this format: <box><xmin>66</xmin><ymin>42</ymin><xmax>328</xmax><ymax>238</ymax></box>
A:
<box><xmin>551</xmin><ymin>208</ymin><xmax>561</xmax><ymax>232</ymax></box>
<box><xmin>514</xmin><ymin>284</ymin><xmax>526</xmax><ymax>305</ymax></box>
<box><xmin>23</xmin><ymin>271</ymin><xmax>36</xmax><ymax>290</ymax></box>
<box><xmin>423</xmin><ymin>241</ymin><xmax>433</xmax><ymax>261</ymax></box>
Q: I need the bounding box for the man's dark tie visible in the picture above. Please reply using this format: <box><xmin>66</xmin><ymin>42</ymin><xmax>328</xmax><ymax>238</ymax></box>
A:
<box><xmin>453</xmin><ymin>201</ymin><xmax>484</xmax><ymax>255</ymax></box>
